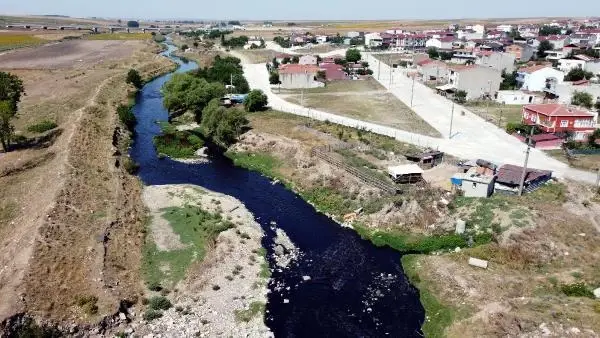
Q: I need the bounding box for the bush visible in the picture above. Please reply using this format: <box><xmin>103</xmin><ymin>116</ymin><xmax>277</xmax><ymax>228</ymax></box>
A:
<box><xmin>126</xmin><ymin>69</ymin><xmax>143</xmax><ymax>89</ymax></box>
<box><xmin>561</xmin><ymin>282</ymin><xmax>594</xmax><ymax>298</ymax></box>
<box><xmin>75</xmin><ymin>295</ymin><xmax>99</xmax><ymax>315</ymax></box>
<box><xmin>27</xmin><ymin>120</ymin><xmax>57</xmax><ymax>133</ymax></box>
<box><xmin>117</xmin><ymin>104</ymin><xmax>136</xmax><ymax>131</ymax></box>
<box><xmin>571</xmin><ymin>90</ymin><xmax>594</xmax><ymax>109</ymax></box>
<box><xmin>143</xmin><ymin>309</ymin><xmax>163</xmax><ymax>321</ymax></box>
<box><xmin>148</xmin><ymin>296</ymin><xmax>172</xmax><ymax>310</ymax></box>
<box><xmin>244</xmin><ymin>89</ymin><xmax>268</xmax><ymax>112</ymax></box>
<box><xmin>123</xmin><ymin>157</ymin><xmax>140</xmax><ymax>174</ymax></box>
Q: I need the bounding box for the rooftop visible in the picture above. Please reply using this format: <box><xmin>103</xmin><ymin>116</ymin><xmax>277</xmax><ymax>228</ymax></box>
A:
<box><xmin>279</xmin><ymin>64</ymin><xmax>320</xmax><ymax>74</ymax></box>
<box><xmin>496</xmin><ymin>164</ymin><xmax>552</xmax><ymax>186</ymax></box>
<box><xmin>518</xmin><ymin>64</ymin><xmax>551</xmax><ymax>74</ymax></box>
<box><xmin>524</xmin><ymin>104</ymin><xmax>595</xmax><ymax>117</ymax></box>
<box><xmin>388</xmin><ymin>164</ymin><xmax>424</xmax><ymax>176</ymax></box>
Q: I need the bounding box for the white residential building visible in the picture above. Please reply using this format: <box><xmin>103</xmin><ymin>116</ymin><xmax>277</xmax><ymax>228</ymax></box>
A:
<box><xmin>466</xmin><ymin>24</ymin><xmax>485</xmax><ymax>34</ymax></box>
<box><xmin>447</xmin><ymin>65</ymin><xmax>502</xmax><ymax>100</ymax></box>
<box><xmin>347</xmin><ymin>31</ymin><xmax>360</xmax><ymax>38</ymax></box>
<box><xmin>557</xmin><ymin>59</ymin><xmax>586</xmax><ymax>73</ymax></box>
<box><xmin>364</xmin><ymin>32</ymin><xmax>383</xmax><ymax>47</ymax></box>
<box><xmin>516</xmin><ymin>65</ymin><xmax>565</xmax><ymax>92</ymax></box>
<box><xmin>496</xmin><ymin>24</ymin><xmax>513</xmax><ymax>32</ymax></box>
<box><xmin>456</xmin><ymin>29</ymin><xmax>484</xmax><ymax>40</ymax></box>
<box><xmin>425</xmin><ymin>37</ymin><xmax>455</xmax><ymax>50</ymax></box>
<box><xmin>476</xmin><ymin>52</ymin><xmax>516</xmax><ymax>72</ymax></box>
<box><xmin>495</xmin><ymin>90</ymin><xmax>544</xmax><ymax>105</ymax></box>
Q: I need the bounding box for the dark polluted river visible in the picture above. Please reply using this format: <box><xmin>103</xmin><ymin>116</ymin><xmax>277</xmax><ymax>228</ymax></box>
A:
<box><xmin>130</xmin><ymin>45</ymin><xmax>425</xmax><ymax>337</ymax></box>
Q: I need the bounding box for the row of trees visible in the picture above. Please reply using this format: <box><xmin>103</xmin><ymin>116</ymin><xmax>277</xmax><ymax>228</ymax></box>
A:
<box><xmin>427</xmin><ymin>48</ymin><xmax>453</xmax><ymax>61</ymax></box>
<box><xmin>273</xmin><ymin>36</ymin><xmax>291</xmax><ymax>48</ymax></box>
<box><xmin>571</xmin><ymin>91</ymin><xmax>600</xmax><ymax>110</ymax></box>
<box><xmin>0</xmin><ymin>72</ymin><xmax>25</xmax><ymax>152</ymax></box>
<box><xmin>194</xmin><ymin>55</ymin><xmax>250</xmax><ymax>93</ymax></box>
<box><xmin>221</xmin><ymin>35</ymin><xmax>250</xmax><ymax>49</ymax></box>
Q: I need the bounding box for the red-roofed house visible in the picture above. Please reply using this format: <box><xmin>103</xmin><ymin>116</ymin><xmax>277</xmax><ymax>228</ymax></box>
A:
<box><xmin>522</xmin><ymin>104</ymin><xmax>597</xmax><ymax>140</ymax></box>
<box><xmin>278</xmin><ymin>64</ymin><xmax>323</xmax><ymax>89</ymax></box>
<box><xmin>319</xmin><ymin>63</ymin><xmax>347</xmax><ymax>81</ymax></box>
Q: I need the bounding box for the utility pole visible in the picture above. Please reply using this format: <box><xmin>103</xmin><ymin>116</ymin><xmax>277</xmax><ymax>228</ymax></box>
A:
<box><xmin>518</xmin><ymin>127</ymin><xmax>535</xmax><ymax>196</ymax></box>
<box><xmin>448</xmin><ymin>100</ymin><xmax>455</xmax><ymax>139</ymax></box>
<box><xmin>377</xmin><ymin>58</ymin><xmax>381</xmax><ymax>80</ymax></box>
<box><xmin>410</xmin><ymin>74</ymin><xmax>416</xmax><ymax>108</ymax></box>
<box><xmin>596</xmin><ymin>168</ymin><xmax>600</xmax><ymax>188</ymax></box>
<box><xmin>498</xmin><ymin>109</ymin><xmax>503</xmax><ymax>127</ymax></box>
<box><xmin>388</xmin><ymin>55</ymin><xmax>393</xmax><ymax>86</ymax></box>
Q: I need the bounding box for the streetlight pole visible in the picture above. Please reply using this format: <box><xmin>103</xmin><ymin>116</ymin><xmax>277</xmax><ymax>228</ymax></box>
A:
<box><xmin>449</xmin><ymin>100</ymin><xmax>455</xmax><ymax>139</ymax></box>
<box><xmin>518</xmin><ymin>127</ymin><xmax>534</xmax><ymax>196</ymax></box>
<box><xmin>410</xmin><ymin>74</ymin><xmax>416</xmax><ymax>108</ymax></box>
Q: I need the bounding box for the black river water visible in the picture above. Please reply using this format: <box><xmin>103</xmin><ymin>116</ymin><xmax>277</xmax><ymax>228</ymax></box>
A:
<box><xmin>130</xmin><ymin>45</ymin><xmax>425</xmax><ymax>337</ymax></box>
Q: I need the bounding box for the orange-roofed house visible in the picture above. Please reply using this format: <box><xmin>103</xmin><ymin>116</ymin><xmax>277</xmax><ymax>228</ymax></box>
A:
<box><xmin>278</xmin><ymin>64</ymin><xmax>323</xmax><ymax>89</ymax></box>
<box><xmin>516</xmin><ymin>65</ymin><xmax>564</xmax><ymax>93</ymax></box>
<box><xmin>522</xmin><ymin>104</ymin><xmax>597</xmax><ymax>141</ymax></box>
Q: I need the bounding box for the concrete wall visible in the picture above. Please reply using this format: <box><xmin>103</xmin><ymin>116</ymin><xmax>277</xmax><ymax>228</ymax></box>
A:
<box><xmin>477</xmin><ymin>52</ymin><xmax>516</xmax><ymax>72</ymax></box>
<box><xmin>420</xmin><ymin>64</ymin><xmax>449</xmax><ymax>81</ymax></box>
<box><xmin>280</xmin><ymin>72</ymin><xmax>323</xmax><ymax>89</ymax></box>
<box><xmin>585</xmin><ymin>61</ymin><xmax>600</xmax><ymax>75</ymax></box>
<box><xmin>453</xmin><ymin>67</ymin><xmax>502</xmax><ymax>100</ymax></box>
<box><xmin>558</xmin><ymin>59</ymin><xmax>585</xmax><ymax>72</ymax></box>
<box><xmin>496</xmin><ymin>91</ymin><xmax>543</xmax><ymax>105</ymax></box>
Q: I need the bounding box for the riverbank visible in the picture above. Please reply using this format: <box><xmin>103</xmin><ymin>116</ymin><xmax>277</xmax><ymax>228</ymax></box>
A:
<box><xmin>133</xmin><ymin>184</ymin><xmax>272</xmax><ymax>337</ymax></box>
<box><xmin>227</xmin><ymin>110</ymin><xmax>600</xmax><ymax>337</ymax></box>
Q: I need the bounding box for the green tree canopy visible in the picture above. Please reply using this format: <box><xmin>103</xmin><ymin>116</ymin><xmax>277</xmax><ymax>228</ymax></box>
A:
<box><xmin>454</xmin><ymin>90</ymin><xmax>467</xmax><ymax>103</ymax></box>
<box><xmin>127</xmin><ymin>21</ymin><xmax>139</xmax><ymax>28</ymax></box>
<box><xmin>244</xmin><ymin>90</ymin><xmax>268</xmax><ymax>112</ymax></box>
<box><xmin>345</xmin><ymin>48</ymin><xmax>362</xmax><ymax>63</ymax></box>
<box><xmin>571</xmin><ymin>91</ymin><xmax>594</xmax><ymax>108</ymax></box>
<box><xmin>0</xmin><ymin>72</ymin><xmax>25</xmax><ymax>151</ymax></box>
<box><xmin>427</xmin><ymin>47</ymin><xmax>439</xmax><ymax>59</ymax></box>
<box><xmin>126</xmin><ymin>69</ymin><xmax>143</xmax><ymax>89</ymax></box>
<box><xmin>564</xmin><ymin>68</ymin><xmax>594</xmax><ymax>82</ymax></box>
<box><xmin>162</xmin><ymin>73</ymin><xmax>226</xmax><ymax>118</ymax></box>
<box><xmin>200</xmin><ymin>99</ymin><xmax>248</xmax><ymax>147</ymax></box>
<box><xmin>269</xmin><ymin>72</ymin><xmax>280</xmax><ymax>85</ymax></box>
<box><xmin>537</xmin><ymin>40</ymin><xmax>553</xmax><ymax>58</ymax></box>
<box><xmin>500</xmin><ymin>70</ymin><xmax>519</xmax><ymax>90</ymax></box>
<box><xmin>195</xmin><ymin>55</ymin><xmax>250</xmax><ymax>93</ymax></box>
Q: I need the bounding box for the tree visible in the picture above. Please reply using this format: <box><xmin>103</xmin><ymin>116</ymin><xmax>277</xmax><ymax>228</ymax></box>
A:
<box><xmin>454</xmin><ymin>90</ymin><xmax>467</xmax><ymax>103</ymax></box>
<box><xmin>162</xmin><ymin>73</ymin><xmax>226</xmax><ymax>118</ymax></box>
<box><xmin>126</xmin><ymin>21</ymin><xmax>139</xmax><ymax>28</ymax></box>
<box><xmin>200</xmin><ymin>99</ymin><xmax>248</xmax><ymax>148</ymax></box>
<box><xmin>269</xmin><ymin>72</ymin><xmax>280</xmax><ymax>85</ymax></box>
<box><xmin>291</xmin><ymin>55</ymin><xmax>300</xmax><ymax>64</ymax></box>
<box><xmin>439</xmin><ymin>51</ymin><xmax>453</xmax><ymax>60</ymax></box>
<box><xmin>595</xmin><ymin>99</ymin><xmax>600</xmax><ymax>111</ymax></box>
<box><xmin>271</xmin><ymin>57</ymin><xmax>279</xmax><ymax>69</ymax></box>
<box><xmin>180</xmin><ymin>44</ymin><xmax>189</xmax><ymax>51</ymax></box>
<box><xmin>244</xmin><ymin>90</ymin><xmax>268</xmax><ymax>112</ymax></box>
<box><xmin>509</xmin><ymin>28</ymin><xmax>522</xmax><ymax>40</ymax></box>
<box><xmin>537</xmin><ymin>40</ymin><xmax>553</xmax><ymax>58</ymax></box>
<box><xmin>361</xmin><ymin>61</ymin><xmax>369</xmax><ymax>68</ymax></box>
<box><xmin>571</xmin><ymin>91</ymin><xmax>594</xmax><ymax>108</ymax></box>
<box><xmin>126</xmin><ymin>69</ymin><xmax>143</xmax><ymax>89</ymax></box>
<box><xmin>588</xmin><ymin>128</ymin><xmax>600</xmax><ymax>148</ymax></box>
<box><xmin>345</xmin><ymin>48</ymin><xmax>361</xmax><ymax>63</ymax></box>
<box><xmin>0</xmin><ymin>72</ymin><xmax>25</xmax><ymax>152</ymax></box>
<box><xmin>193</xmin><ymin>41</ymin><xmax>199</xmax><ymax>48</ymax></box>
<box><xmin>281</xmin><ymin>57</ymin><xmax>291</xmax><ymax>64</ymax></box>
<box><xmin>500</xmin><ymin>70</ymin><xmax>518</xmax><ymax>90</ymax></box>
<box><xmin>564</xmin><ymin>68</ymin><xmax>594</xmax><ymax>82</ymax></box>
<box><xmin>427</xmin><ymin>47</ymin><xmax>439</xmax><ymax>59</ymax></box>
<box><xmin>316</xmin><ymin>70</ymin><xmax>327</xmax><ymax>81</ymax></box>
<box><xmin>538</xmin><ymin>26</ymin><xmax>562</xmax><ymax>36</ymax></box>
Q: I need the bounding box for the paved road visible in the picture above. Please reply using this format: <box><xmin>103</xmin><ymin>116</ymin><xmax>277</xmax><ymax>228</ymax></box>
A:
<box><xmin>366</xmin><ymin>53</ymin><xmax>598</xmax><ymax>184</ymax></box>
<box><xmin>233</xmin><ymin>48</ymin><xmax>597</xmax><ymax>184</ymax></box>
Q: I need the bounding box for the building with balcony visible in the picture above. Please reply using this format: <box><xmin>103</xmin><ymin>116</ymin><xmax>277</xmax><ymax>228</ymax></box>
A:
<box><xmin>522</xmin><ymin>104</ymin><xmax>597</xmax><ymax>141</ymax></box>
<box><xmin>516</xmin><ymin>65</ymin><xmax>565</xmax><ymax>92</ymax></box>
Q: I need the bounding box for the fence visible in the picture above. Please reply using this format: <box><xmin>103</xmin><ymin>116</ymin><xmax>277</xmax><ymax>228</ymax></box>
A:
<box><xmin>566</xmin><ymin>148</ymin><xmax>600</xmax><ymax>156</ymax></box>
<box><xmin>310</xmin><ymin>147</ymin><xmax>399</xmax><ymax>195</ymax></box>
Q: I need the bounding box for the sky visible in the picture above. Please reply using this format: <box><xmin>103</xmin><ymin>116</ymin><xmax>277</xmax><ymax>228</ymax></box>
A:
<box><xmin>2</xmin><ymin>0</ymin><xmax>600</xmax><ymax>21</ymax></box>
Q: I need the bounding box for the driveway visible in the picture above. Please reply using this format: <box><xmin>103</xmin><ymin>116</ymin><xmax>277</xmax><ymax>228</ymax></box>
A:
<box><xmin>366</xmin><ymin>53</ymin><xmax>597</xmax><ymax>184</ymax></box>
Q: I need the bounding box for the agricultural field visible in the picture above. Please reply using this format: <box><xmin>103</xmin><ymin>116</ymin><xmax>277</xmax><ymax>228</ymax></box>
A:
<box><xmin>0</xmin><ymin>33</ymin><xmax>45</xmax><ymax>51</ymax></box>
<box><xmin>278</xmin><ymin>77</ymin><xmax>441</xmax><ymax>137</ymax></box>
<box><xmin>85</xmin><ymin>33</ymin><xmax>152</xmax><ymax>40</ymax></box>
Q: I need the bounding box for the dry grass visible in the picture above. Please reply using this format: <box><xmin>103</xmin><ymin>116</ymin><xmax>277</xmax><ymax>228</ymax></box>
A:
<box><xmin>0</xmin><ymin>39</ymin><xmax>175</xmax><ymax>322</ymax></box>
<box><xmin>294</xmin><ymin>44</ymin><xmax>341</xmax><ymax>54</ymax></box>
<box><xmin>545</xmin><ymin>149</ymin><xmax>600</xmax><ymax>171</ymax></box>
<box><xmin>464</xmin><ymin>101</ymin><xmax>524</xmax><ymax>128</ymax></box>
<box><xmin>0</xmin><ymin>33</ymin><xmax>45</xmax><ymax>51</ymax></box>
<box><xmin>85</xmin><ymin>33</ymin><xmax>152</xmax><ymax>40</ymax></box>
<box><xmin>279</xmin><ymin>77</ymin><xmax>440</xmax><ymax>137</ymax></box>
<box><xmin>235</xmin><ymin>49</ymin><xmax>277</xmax><ymax>64</ymax></box>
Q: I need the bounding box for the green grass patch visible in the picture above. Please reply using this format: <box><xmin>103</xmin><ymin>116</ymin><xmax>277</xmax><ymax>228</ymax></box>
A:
<box><xmin>234</xmin><ymin>301</ymin><xmax>266</xmax><ymax>322</ymax></box>
<box><xmin>225</xmin><ymin>151</ymin><xmax>282</xmax><ymax>179</ymax></box>
<box><xmin>354</xmin><ymin>223</ymin><xmax>492</xmax><ymax>254</ymax></box>
<box><xmin>561</xmin><ymin>282</ymin><xmax>595</xmax><ymax>298</ymax></box>
<box><xmin>299</xmin><ymin>186</ymin><xmax>357</xmax><ymax>219</ymax></box>
<box><xmin>27</xmin><ymin>120</ymin><xmax>57</xmax><ymax>134</ymax></box>
<box><xmin>449</xmin><ymin>195</ymin><xmax>532</xmax><ymax>233</ymax></box>
<box><xmin>75</xmin><ymin>295</ymin><xmax>98</xmax><ymax>316</ymax></box>
<box><xmin>148</xmin><ymin>296</ymin><xmax>172</xmax><ymax>310</ymax></box>
<box><xmin>142</xmin><ymin>205</ymin><xmax>233</xmax><ymax>288</ymax></box>
<box><xmin>402</xmin><ymin>255</ymin><xmax>455</xmax><ymax>338</ymax></box>
<box><xmin>153</xmin><ymin>122</ymin><xmax>204</xmax><ymax>159</ymax></box>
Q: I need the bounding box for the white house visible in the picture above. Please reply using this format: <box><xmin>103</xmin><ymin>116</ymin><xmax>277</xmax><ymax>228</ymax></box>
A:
<box><xmin>278</xmin><ymin>64</ymin><xmax>323</xmax><ymax>89</ymax></box>
<box><xmin>425</xmin><ymin>37</ymin><xmax>454</xmax><ymax>50</ymax></box>
<box><xmin>557</xmin><ymin>59</ymin><xmax>586</xmax><ymax>73</ymax></box>
<box><xmin>466</xmin><ymin>24</ymin><xmax>485</xmax><ymax>34</ymax></box>
<box><xmin>364</xmin><ymin>32</ymin><xmax>383</xmax><ymax>47</ymax></box>
<box><xmin>299</xmin><ymin>55</ymin><xmax>318</xmax><ymax>65</ymax></box>
<box><xmin>456</xmin><ymin>29</ymin><xmax>483</xmax><ymax>40</ymax></box>
<box><xmin>516</xmin><ymin>65</ymin><xmax>565</xmax><ymax>92</ymax></box>
<box><xmin>452</xmin><ymin>169</ymin><xmax>495</xmax><ymax>198</ymax></box>
<box><xmin>316</xmin><ymin>35</ymin><xmax>327</xmax><ymax>43</ymax></box>
<box><xmin>446</xmin><ymin>65</ymin><xmax>502</xmax><ymax>100</ymax></box>
<box><xmin>496</xmin><ymin>24</ymin><xmax>513</xmax><ymax>32</ymax></box>
<box><xmin>495</xmin><ymin>90</ymin><xmax>544</xmax><ymax>105</ymax></box>
<box><xmin>243</xmin><ymin>39</ymin><xmax>263</xmax><ymax>49</ymax></box>
<box><xmin>476</xmin><ymin>52</ymin><xmax>516</xmax><ymax>72</ymax></box>
<box><xmin>347</xmin><ymin>31</ymin><xmax>360</xmax><ymax>38</ymax></box>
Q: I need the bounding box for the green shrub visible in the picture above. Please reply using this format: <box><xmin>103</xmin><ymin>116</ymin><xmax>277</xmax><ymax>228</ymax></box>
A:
<box><xmin>234</xmin><ymin>302</ymin><xmax>265</xmax><ymax>322</ymax></box>
<box><xmin>75</xmin><ymin>295</ymin><xmax>99</xmax><ymax>315</ymax></box>
<box><xmin>561</xmin><ymin>282</ymin><xmax>594</xmax><ymax>298</ymax></box>
<box><xmin>148</xmin><ymin>296</ymin><xmax>172</xmax><ymax>310</ymax></box>
<box><xmin>143</xmin><ymin>309</ymin><xmax>163</xmax><ymax>321</ymax></box>
<box><xmin>123</xmin><ymin>157</ymin><xmax>140</xmax><ymax>174</ymax></box>
<box><xmin>153</xmin><ymin>125</ymin><xmax>205</xmax><ymax>159</ymax></box>
<box><xmin>27</xmin><ymin>120</ymin><xmax>57</xmax><ymax>133</ymax></box>
<box><xmin>117</xmin><ymin>104</ymin><xmax>136</xmax><ymax>131</ymax></box>
<box><xmin>126</xmin><ymin>69</ymin><xmax>143</xmax><ymax>89</ymax></box>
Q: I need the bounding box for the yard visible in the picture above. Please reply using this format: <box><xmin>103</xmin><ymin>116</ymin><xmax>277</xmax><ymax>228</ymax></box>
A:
<box><xmin>545</xmin><ymin>149</ymin><xmax>600</xmax><ymax>171</ymax></box>
<box><xmin>464</xmin><ymin>100</ymin><xmax>524</xmax><ymax>128</ymax></box>
<box><xmin>235</xmin><ymin>49</ymin><xmax>277</xmax><ymax>64</ymax></box>
<box><xmin>277</xmin><ymin>77</ymin><xmax>441</xmax><ymax>137</ymax></box>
